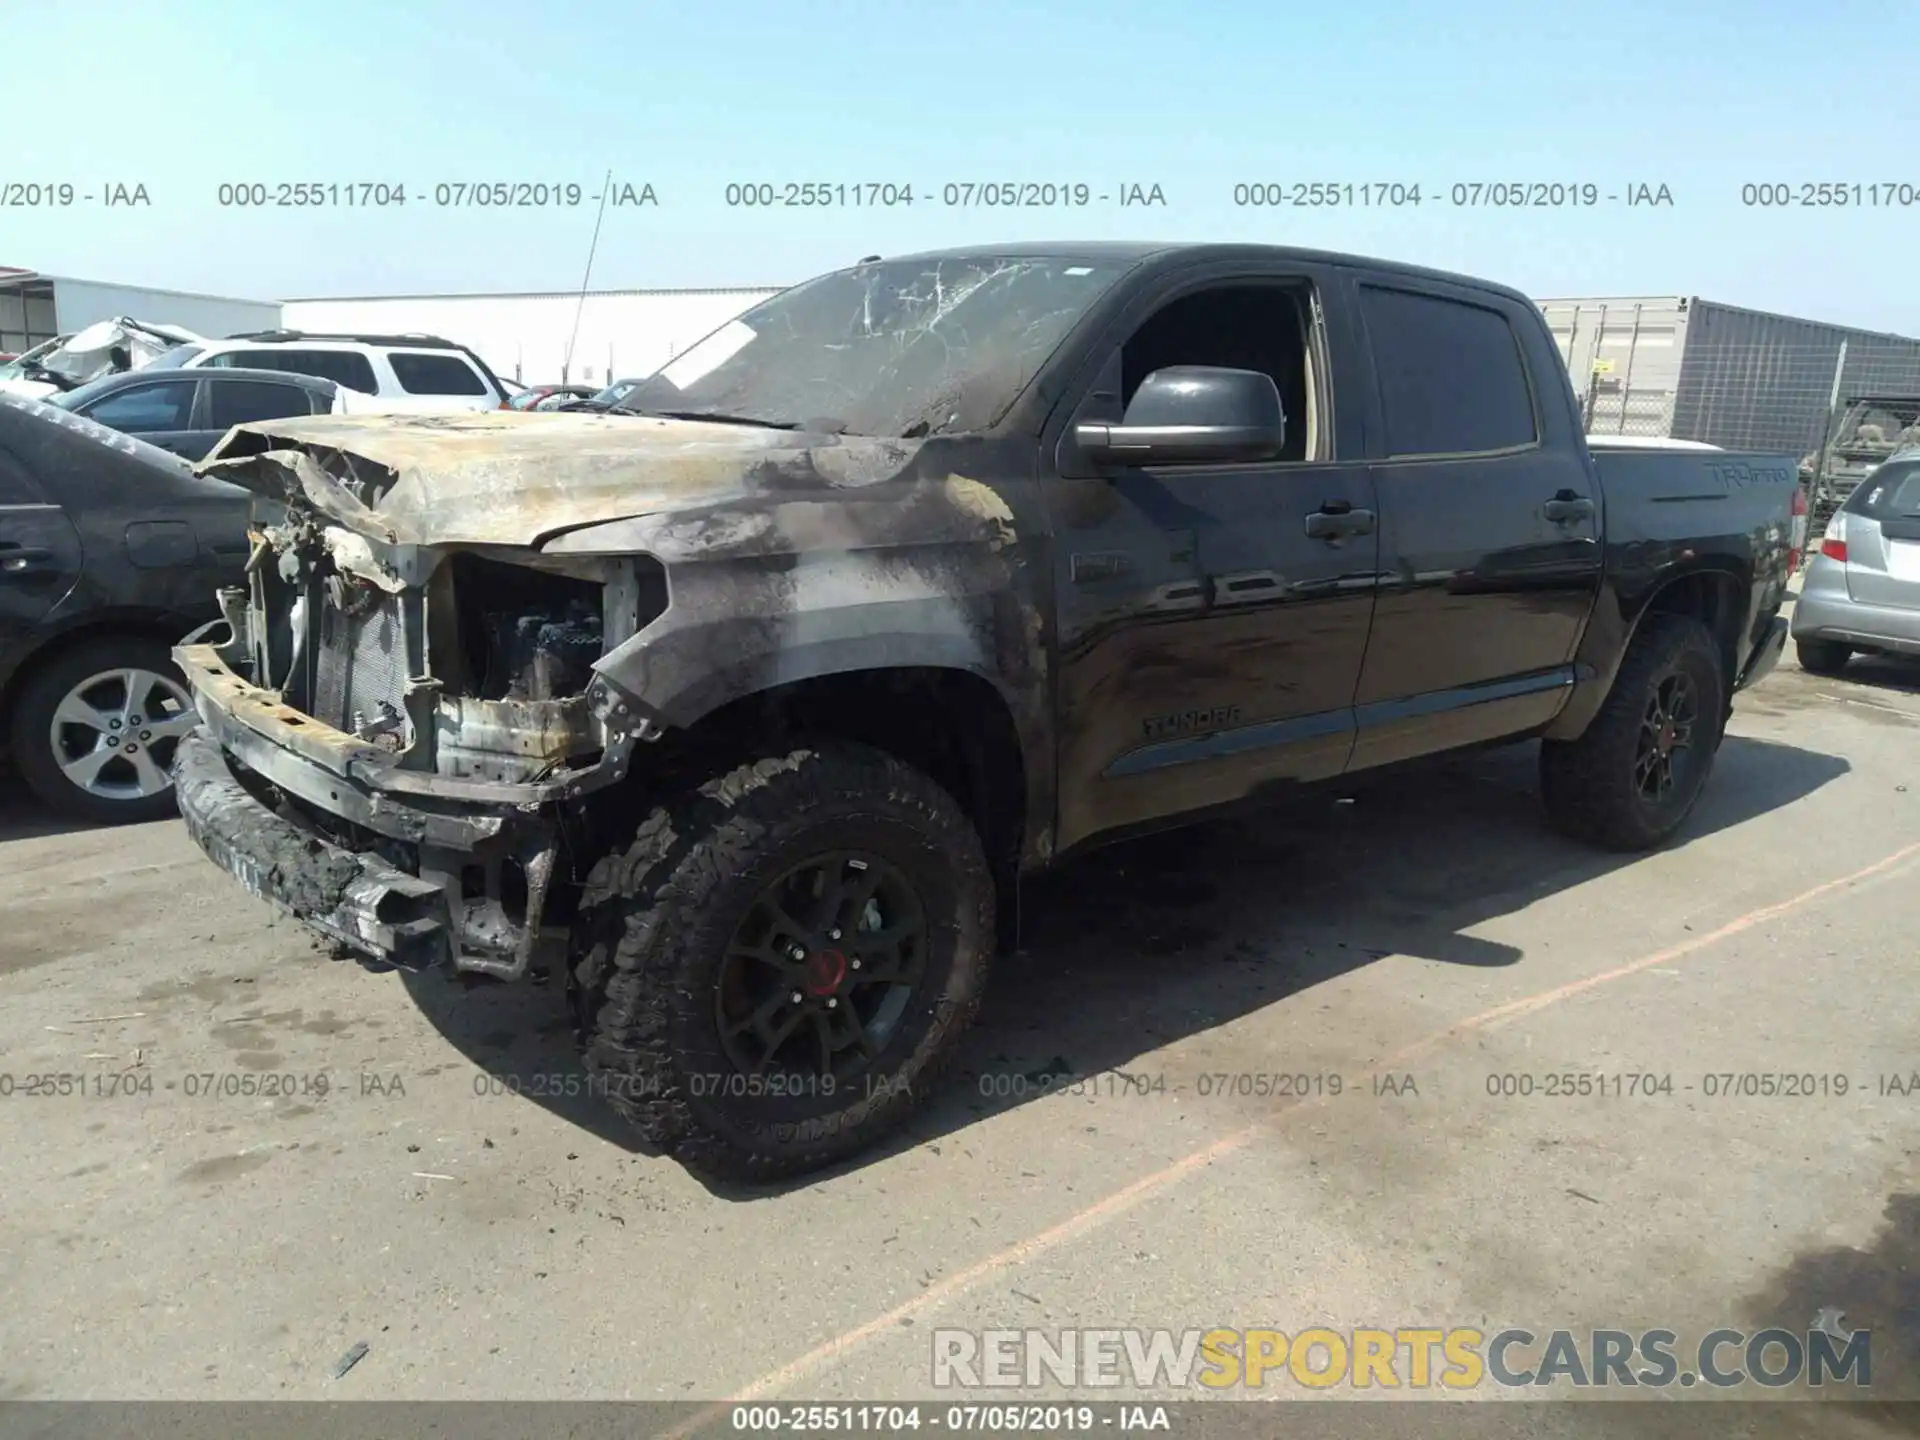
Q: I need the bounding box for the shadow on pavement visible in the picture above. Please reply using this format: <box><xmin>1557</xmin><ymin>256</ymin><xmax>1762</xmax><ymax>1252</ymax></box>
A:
<box><xmin>1831</xmin><ymin>653</ymin><xmax>1920</xmax><ymax>697</ymax></box>
<box><xmin>401</xmin><ymin>733</ymin><xmax>1851</xmax><ymax>1191</ymax></box>
<box><xmin>0</xmin><ymin>756</ymin><xmax>126</xmax><ymax>843</ymax></box>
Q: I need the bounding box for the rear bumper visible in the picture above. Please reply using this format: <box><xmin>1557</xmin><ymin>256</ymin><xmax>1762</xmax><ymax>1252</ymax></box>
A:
<box><xmin>174</xmin><ymin>728</ymin><xmax>455</xmax><ymax>970</ymax></box>
<box><xmin>1734</xmin><ymin>616</ymin><xmax>1789</xmax><ymax>693</ymax></box>
<box><xmin>1791</xmin><ymin>587</ymin><xmax>1920</xmax><ymax>657</ymax></box>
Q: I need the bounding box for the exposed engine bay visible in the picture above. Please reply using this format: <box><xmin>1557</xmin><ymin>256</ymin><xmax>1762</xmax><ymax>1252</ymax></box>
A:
<box><xmin>225</xmin><ymin>508</ymin><xmax>657</xmax><ymax>789</ymax></box>
<box><xmin>172</xmin><ymin>500</ymin><xmax>669</xmax><ymax>980</ymax></box>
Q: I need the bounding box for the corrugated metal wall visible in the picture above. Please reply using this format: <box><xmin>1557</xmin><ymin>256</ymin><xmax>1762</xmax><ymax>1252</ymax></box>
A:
<box><xmin>1672</xmin><ymin>301</ymin><xmax>1920</xmax><ymax>456</ymax></box>
<box><xmin>1537</xmin><ymin>297</ymin><xmax>1690</xmax><ymax>439</ymax></box>
<box><xmin>1539</xmin><ymin>295</ymin><xmax>1920</xmax><ymax>455</ymax></box>
<box><xmin>51</xmin><ymin>278</ymin><xmax>280</xmax><ymax>343</ymax></box>
<box><xmin>281</xmin><ymin>288</ymin><xmax>783</xmax><ymax>385</ymax></box>
<box><xmin>0</xmin><ymin>280</ymin><xmax>59</xmax><ymax>354</ymax></box>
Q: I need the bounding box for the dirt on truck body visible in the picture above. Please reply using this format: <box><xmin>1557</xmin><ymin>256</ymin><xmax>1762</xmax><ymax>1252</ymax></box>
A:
<box><xmin>173</xmin><ymin>243</ymin><xmax>1796</xmax><ymax>1178</ymax></box>
<box><xmin>179</xmin><ymin>411</ymin><xmax>1050</xmax><ymax>963</ymax></box>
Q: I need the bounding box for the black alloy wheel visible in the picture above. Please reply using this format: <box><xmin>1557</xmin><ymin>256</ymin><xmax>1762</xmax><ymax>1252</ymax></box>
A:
<box><xmin>1634</xmin><ymin>670</ymin><xmax>1701</xmax><ymax>804</ymax></box>
<box><xmin>571</xmin><ymin>741</ymin><xmax>995</xmax><ymax>1180</ymax></box>
<box><xmin>1540</xmin><ymin>613</ymin><xmax>1727</xmax><ymax>851</ymax></box>
<box><xmin>716</xmin><ymin>851</ymin><xmax>929</xmax><ymax>1082</ymax></box>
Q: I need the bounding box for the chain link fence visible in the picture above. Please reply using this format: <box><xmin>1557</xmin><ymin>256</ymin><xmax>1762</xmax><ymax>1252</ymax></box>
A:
<box><xmin>1571</xmin><ymin>342</ymin><xmax>1920</xmax><ymax>530</ymax></box>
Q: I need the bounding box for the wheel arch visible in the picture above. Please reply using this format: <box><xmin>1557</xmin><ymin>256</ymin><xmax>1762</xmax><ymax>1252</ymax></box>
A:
<box><xmin>584</xmin><ymin>662</ymin><xmax>1037</xmax><ymax>951</ymax></box>
<box><xmin>1545</xmin><ymin>561</ymin><xmax>1750</xmax><ymax>741</ymax></box>
<box><xmin>0</xmin><ymin>607</ymin><xmax>205</xmax><ymax>721</ymax></box>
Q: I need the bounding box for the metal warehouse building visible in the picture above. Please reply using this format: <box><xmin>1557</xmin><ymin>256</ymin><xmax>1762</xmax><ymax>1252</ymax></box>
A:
<box><xmin>0</xmin><ymin>268</ymin><xmax>280</xmax><ymax>354</ymax></box>
<box><xmin>280</xmin><ymin>286</ymin><xmax>782</xmax><ymax>389</ymax></box>
<box><xmin>1537</xmin><ymin>295</ymin><xmax>1920</xmax><ymax>457</ymax></box>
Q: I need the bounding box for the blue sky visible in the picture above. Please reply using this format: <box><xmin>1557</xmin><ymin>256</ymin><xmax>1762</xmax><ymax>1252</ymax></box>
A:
<box><xmin>8</xmin><ymin>0</ymin><xmax>1919</xmax><ymax>331</ymax></box>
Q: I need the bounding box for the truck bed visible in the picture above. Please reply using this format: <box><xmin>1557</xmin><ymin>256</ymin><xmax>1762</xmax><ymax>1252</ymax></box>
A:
<box><xmin>1590</xmin><ymin>445</ymin><xmax>1800</xmax><ymax>582</ymax></box>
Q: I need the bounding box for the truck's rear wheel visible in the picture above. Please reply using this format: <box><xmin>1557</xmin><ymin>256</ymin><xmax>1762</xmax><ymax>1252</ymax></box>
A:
<box><xmin>1540</xmin><ymin>613</ymin><xmax>1726</xmax><ymax>852</ymax></box>
<box><xmin>570</xmin><ymin>742</ymin><xmax>994</xmax><ymax>1180</ymax></box>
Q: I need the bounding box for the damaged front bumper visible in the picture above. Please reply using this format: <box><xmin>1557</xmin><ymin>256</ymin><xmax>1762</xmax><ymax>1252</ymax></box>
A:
<box><xmin>172</xmin><ymin>636</ymin><xmax>645</xmax><ymax>978</ymax></box>
<box><xmin>174</xmin><ymin>729</ymin><xmax>456</xmax><ymax>971</ymax></box>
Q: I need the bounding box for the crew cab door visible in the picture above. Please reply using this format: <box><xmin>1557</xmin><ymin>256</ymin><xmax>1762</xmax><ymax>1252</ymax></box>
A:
<box><xmin>1345</xmin><ymin>277</ymin><xmax>1604</xmax><ymax>770</ymax></box>
<box><xmin>1045</xmin><ymin>266</ymin><xmax>1380</xmax><ymax>853</ymax></box>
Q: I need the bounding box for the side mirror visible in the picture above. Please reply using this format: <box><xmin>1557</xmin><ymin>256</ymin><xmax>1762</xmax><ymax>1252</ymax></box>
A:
<box><xmin>1074</xmin><ymin>366</ymin><xmax>1285</xmax><ymax>467</ymax></box>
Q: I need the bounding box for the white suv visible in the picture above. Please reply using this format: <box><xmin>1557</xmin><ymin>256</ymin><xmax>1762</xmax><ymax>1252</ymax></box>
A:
<box><xmin>147</xmin><ymin>330</ymin><xmax>509</xmax><ymax>413</ymax></box>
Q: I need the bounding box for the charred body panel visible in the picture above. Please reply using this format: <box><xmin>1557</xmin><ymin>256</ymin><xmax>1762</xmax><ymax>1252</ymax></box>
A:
<box><xmin>174</xmin><ymin>417</ymin><xmax>1053</xmax><ymax>976</ymax></box>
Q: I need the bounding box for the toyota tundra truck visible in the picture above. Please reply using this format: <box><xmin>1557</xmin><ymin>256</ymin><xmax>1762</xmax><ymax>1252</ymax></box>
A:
<box><xmin>168</xmin><ymin>243</ymin><xmax>1800</xmax><ymax>1178</ymax></box>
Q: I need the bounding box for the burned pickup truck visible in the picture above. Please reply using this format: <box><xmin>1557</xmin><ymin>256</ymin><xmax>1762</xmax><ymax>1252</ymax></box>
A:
<box><xmin>172</xmin><ymin>243</ymin><xmax>1798</xmax><ymax>1178</ymax></box>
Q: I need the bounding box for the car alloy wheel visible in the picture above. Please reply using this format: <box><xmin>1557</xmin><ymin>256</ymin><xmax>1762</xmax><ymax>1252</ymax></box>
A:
<box><xmin>1634</xmin><ymin>670</ymin><xmax>1700</xmax><ymax>804</ymax></box>
<box><xmin>49</xmin><ymin>666</ymin><xmax>196</xmax><ymax>803</ymax></box>
<box><xmin>715</xmin><ymin>850</ymin><xmax>929</xmax><ymax>1080</ymax></box>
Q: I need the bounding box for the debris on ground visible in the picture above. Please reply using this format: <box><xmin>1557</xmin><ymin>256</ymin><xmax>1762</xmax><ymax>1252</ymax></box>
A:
<box><xmin>330</xmin><ymin>1341</ymin><xmax>370</xmax><ymax>1379</ymax></box>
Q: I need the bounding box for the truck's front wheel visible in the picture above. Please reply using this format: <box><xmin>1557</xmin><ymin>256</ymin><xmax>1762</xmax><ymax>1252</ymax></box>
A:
<box><xmin>571</xmin><ymin>742</ymin><xmax>994</xmax><ymax>1180</ymax></box>
<box><xmin>1540</xmin><ymin>613</ymin><xmax>1727</xmax><ymax>851</ymax></box>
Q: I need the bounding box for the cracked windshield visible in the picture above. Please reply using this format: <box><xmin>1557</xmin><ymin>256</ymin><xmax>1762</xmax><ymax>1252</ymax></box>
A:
<box><xmin>612</xmin><ymin>256</ymin><xmax>1126</xmax><ymax>436</ymax></box>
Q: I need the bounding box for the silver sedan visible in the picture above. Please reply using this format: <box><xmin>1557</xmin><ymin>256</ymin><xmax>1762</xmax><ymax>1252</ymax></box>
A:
<box><xmin>1792</xmin><ymin>447</ymin><xmax>1920</xmax><ymax>673</ymax></box>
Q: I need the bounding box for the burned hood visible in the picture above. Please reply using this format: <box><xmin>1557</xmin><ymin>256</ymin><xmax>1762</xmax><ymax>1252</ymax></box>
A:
<box><xmin>193</xmin><ymin>410</ymin><xmax>930</xmax><ymax>547</ymax></box>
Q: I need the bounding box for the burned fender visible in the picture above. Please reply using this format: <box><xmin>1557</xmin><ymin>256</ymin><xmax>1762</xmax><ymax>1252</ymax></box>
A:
<box><xmin>547</xmin><ymin>477</ymin><xmax>1039</xmax><ymax>733</ymax></box>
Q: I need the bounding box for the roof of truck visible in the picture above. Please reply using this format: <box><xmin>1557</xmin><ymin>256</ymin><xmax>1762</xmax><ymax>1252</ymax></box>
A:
<box><xmin>865</xmin><ymin>242</ymin><xmax>1538</xmax><ymax>307</ymax></box>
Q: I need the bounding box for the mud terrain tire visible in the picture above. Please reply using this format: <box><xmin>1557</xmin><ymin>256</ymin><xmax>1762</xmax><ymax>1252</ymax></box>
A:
<box><xmin>1540</xmin><ymin>613</ymin><xmax>1727</xmax><ymax>852</ymax></box>
<box><xmin>571</xmin><ymin>742</ymin><xmax>994</xmax><ymax>1181</ymax></box>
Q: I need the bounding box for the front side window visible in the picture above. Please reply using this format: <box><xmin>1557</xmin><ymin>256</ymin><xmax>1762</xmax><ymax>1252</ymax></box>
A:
<box><xmin>81</xmin><ymin>380</ymin><xmax>196</xmax><ymax>432</ymax></box>
<box><xmin>1104</xmin><ymin>282</ymin><xmax>1316</xmax><ymax>462</ymax></box>
<box><xmin>1359</xmin><ymin>286</ymin><xmax>1538</xmax><ymax>457</ymax></box>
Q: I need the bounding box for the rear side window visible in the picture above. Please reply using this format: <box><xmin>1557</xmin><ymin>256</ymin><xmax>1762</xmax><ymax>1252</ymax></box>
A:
<box><xmin>209</xmin><ymin>379</ymin><xmax>315</xmax><ymax>428</ymax></box>
<box><xmin>1358</xmin><ymin>286</ymin><xmax>1538</xmax><ymax>457</ymax></box>
<box><xmin>213</xmin><ymin>348</ymin><xmax>379</xmax><ymax>392</ymax></box>
<box><xmin>389</xmin><ymin>352</ymin><xmax>489</xmax><ymax>396</ymax></box>
<box><xmin>81</xmin><ymin>380</ymin><xmax>196</xmax><ymax>432</ymax></box>
<box><xmin>1846</xmin><ymin>461</ymin><xmax>1920</xmax><ymax>518</ymax></box>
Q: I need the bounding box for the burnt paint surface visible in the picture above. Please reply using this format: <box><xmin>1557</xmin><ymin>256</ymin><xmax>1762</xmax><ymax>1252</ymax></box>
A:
<box><xmin>181</xmin><ymin>243</ymin><xmax>1797</xmax><ymax>879</ymax></box>
<box><xmin>0</xmin><ymin>393</ymin><xmax>250</xmax><ymax>698</ymax></box>
<box><xmin>198</xmin><ymin>409</ymin><xmax>931</xmax><ymax>549</ymax></box>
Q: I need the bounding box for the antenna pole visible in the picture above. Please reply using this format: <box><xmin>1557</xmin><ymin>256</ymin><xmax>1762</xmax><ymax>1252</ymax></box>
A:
<box><xmin>563</xmin><ymin>169</ymin><xmax>614</xmax><ymax>382</ymax></box>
